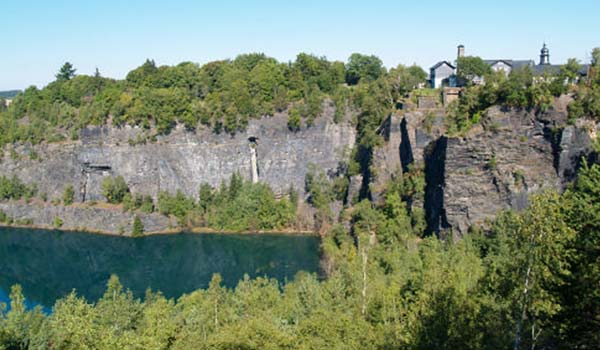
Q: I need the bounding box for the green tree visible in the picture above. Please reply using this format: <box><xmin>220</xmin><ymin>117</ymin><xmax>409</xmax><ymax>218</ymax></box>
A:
<box><xmin>388</xmin><ymin>64</ymin><xmax>428</xmax><ymax>99</ymax></box>
<box><xmin>198</xmin><ymin>182</ymin><xmax>214</xmax><ymax>213</ymax></box>
<box><xmin>345</xmin><ymin>53</ymin><xmax>385</xmax><ymax>85</ymax></box>
<box><xmin>456</xmin><ymin>56</ymin><xmax>491</xmax><ymax>85</ymax></box>
<box><xmin>56</xmin><ymin>62</ymin><xmax>76</xmax><ymax>81</ymax></box>
<box><xmin>53</xmin><ymin>216</ymin><xmax>63</xmax><ymax>228</ymax></box>
<box><xmin>132</xmin><ymin>215</ymin><xmax>144</xmax><ymax>236</ymax></box>
<box><xmin>101</xmin><ymin>176</ymin><xmax>130</xmax><ymax>204</ymax></box>
<box><xmin>62</xmin><ymin>184</ymin><xmax>74</xmax><ymax>205</ymax></box>
<box><xmin>556</xmin><ymin>161</ymin><xmax>600</xmax><ymax>347</ymax></box>
<box><xmin>287</xmin><ymin>105</ymin><xmax>302</xmax><ymax>131</ymax></box>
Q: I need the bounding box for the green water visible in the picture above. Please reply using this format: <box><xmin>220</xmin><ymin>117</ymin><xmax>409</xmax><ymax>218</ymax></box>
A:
<box><xmin>0</xmin><ymin>227</ymin><xmax>320</xmax><ymax>309</ymax></box>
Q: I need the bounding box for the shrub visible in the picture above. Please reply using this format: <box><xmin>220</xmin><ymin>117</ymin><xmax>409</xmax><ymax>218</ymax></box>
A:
<box><xmin>132</xmin><ymin>215</ymin><xmax>144</xmax><ymax>236</ymax></box>
<box><xmin>101</xmin><ymin>176</ymin><xmax>130</xmax><ymax>204</ymax></box>
<box><xmin>62</xmin><ymin>185</ymin><xmax>74</xmax><ymax>205</ymax></box>
<box><xmin>0</xmin><ymin>210</ymin><xmax>10</xmax><ymax>223</ymax></box>
<box><xmin>53</xmin><ymin>216</ymin><xmax>64</xmax><ymax>228</ymax></box>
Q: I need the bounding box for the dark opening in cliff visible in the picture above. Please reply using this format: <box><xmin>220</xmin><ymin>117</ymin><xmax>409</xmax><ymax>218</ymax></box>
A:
<box><xmin>424</xmin><ymin>136</ymin><xmax>450</xmax><ymax>236</ymax></box>
<box><xmin>399</xmin><ymin>117</ymin><xmax>414</xmax><ymax>173</ymax></box>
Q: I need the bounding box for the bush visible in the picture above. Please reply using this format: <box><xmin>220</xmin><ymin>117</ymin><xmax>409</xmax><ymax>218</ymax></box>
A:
<box><xmin>0</xmin><ymin>210</ymin><xmax>10</xmax><ymax>223</ymax></box>
<box><xmin>53</xmin><ymin>216</ymin><xmax>63</xmax><ymax>228</ymax></box>
<box><xmin>62</xmin><ymin>185</ymin><xmax>74</xmax><ymax>205</ymax></box>
<box><xmin>157</xmin><ymin>190</ymin><xmax>195</xmax><ymax>224</ymax></box>
<box><xmin>101</xmin><ymin>176</ymin><xmax>130</xmax><ymax>204</ymax></box>
<box><xmin>287</xmin><ymin>107</ymin><xmax>301</xmax><ymax>131</ymax></box>
<box><xmin>0</xmin><ymin>175</ymin><xmax>37</xmax><ymax>201</ymax></box>
<box><xmin>132</xmin><ymin>215</ymin><xmax>144</xmax><ymax>236</ymax></box>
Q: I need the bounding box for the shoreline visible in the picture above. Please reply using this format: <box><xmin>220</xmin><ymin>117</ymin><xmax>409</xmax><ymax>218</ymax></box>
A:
<box><xmin>0</xmin><ymin>222</ymin><xmax>319</xmax><ymax>238</ymax></box>
<box><xmin>0</xmin><ymin>201</ymin><xmax>319</xmax><ymax>238</ymax></box>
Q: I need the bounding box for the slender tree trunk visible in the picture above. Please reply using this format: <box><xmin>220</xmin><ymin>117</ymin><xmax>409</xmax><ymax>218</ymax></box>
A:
<box><xmin>214</xmin><ymin>298</ymin><xmax>219</xmax><ymax>330</ymax></box>
<box><xmin>514</xmin><ymin>232</ymin><xmax>536</xmax><ymax>350</ymax></box>
<box><xmin>362</xmin><ymin>247</ymin><xmax>368</xmax><ymax>316</ymax></box>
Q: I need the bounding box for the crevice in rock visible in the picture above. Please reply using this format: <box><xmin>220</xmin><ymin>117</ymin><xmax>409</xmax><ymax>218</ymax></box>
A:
<box><xmin>357</xmin><ymin>144</ymin><xmax>373</xmax><ymax>201</ymax></box>
<box><xmin>424</xmin><ymin>136</ymin><xmax>449</xmax><ymax>236</ymax></box>
<box><xmin>399</xmin><ymin>117</ymin><xmax>414</xmax><ymax>173</ymax></box>
<box><xmin>545</xmin><ymin>126</ymin><xmax>563</xmax><ymax>177</ymax></box>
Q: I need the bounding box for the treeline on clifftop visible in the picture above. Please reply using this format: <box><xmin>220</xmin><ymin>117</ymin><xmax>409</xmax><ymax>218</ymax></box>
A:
<box><xmin>0</xmin><ymin>53</ymin><xmax>425</xmax><ymax>148</ymax></box>
<box><xmin>2</xmin><ymin>161</ymin><xmax>600</xmax><ymax>349</ymax></box>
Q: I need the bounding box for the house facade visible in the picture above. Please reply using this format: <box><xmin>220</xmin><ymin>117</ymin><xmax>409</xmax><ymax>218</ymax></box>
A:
<box><xmin>429</xmin><ymin>61</ymin><xmax>456</xmax><ymax>88</ymax></box>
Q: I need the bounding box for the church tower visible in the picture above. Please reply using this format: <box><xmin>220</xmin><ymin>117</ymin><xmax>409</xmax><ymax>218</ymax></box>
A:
<box><xmin>539</xmin><ymin>43</ymin><xmax>550</xmax><ymax>65</ymax></box>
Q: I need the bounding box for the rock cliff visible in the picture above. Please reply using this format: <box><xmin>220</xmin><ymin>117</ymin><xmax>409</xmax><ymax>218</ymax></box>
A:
<box><xmin>1</xmin><ymin>106</ymin><xmax>355</xmax><ymax>203</ymax></box>
<box><xmin>375</xmin><ymin>98</ymin><xmax>599</xmax><ymax>238</ymax></box>
<box><xmin>0</xmin><ymin>106</ymin><xmax>355</xmax><ymax>233</ymax></box>
<box><xmin>1</xmin><ymin>95</ymin><xmax>597</xmax><ymax>236</ymax></box>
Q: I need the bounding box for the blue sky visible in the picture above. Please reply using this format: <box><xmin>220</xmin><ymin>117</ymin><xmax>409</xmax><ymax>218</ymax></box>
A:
<box><xmin>1</xmin><ymin>0</ymin><xmax>598</xmax><ymax>90</ymax></box>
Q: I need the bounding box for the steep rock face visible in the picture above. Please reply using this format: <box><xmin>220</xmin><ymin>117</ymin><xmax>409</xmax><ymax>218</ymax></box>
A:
<box><xmin>371</xmin><ymin>110</ymin><xmax>445</xmax><ymax>203</ymax></box>
<box><xmin>557</xmin><ymin>119</ymin><xmax>599</xmax><ymax>182</ymax></box>
<box><xmin>374</xmin><ymin>100</ymin><xmax>598</xmax><ymax>237</ymax></box>
<box><xmin>440</xmin><ymin>107</ymin><xmax>561</xmax><ymax>236</ymax></box>
<box><xmin>0</xmin><ymin>108</ymin><xmax>355</xmax><ymax>205</ymax></box>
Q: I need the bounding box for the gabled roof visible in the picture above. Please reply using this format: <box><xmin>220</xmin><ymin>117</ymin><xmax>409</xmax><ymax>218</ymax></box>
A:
<box><xmin>484</xmin><ymin>59</ymin><xmax>513</xmax><ymax>66</ymax></box>
<box><xmin>511</xmin><ymin>60</ymin><xmax>535</xmax><ymax>70</ymax></box>
<box><xmin>483</xmin><ymin>59</ymin><xmax>535</xmax><ymax>69</ymax></box>
<box><xmin>532</xmin><ymin>64</ymin><xmax>561</xmax><ymax>76</ymax></box>
<box><xmin>430</xmin><ymin>61</ymin><xmax>455</xmax><ymax>70</ymax></box>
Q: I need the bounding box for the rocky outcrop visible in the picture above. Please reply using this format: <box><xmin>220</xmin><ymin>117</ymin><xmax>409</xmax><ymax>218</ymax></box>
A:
<box><xmin>374</xmin><ymin>99</ymin><xmax>599</xmax><ymax>238</ymax></box>
<box><xmin>0</xmin><ymin>201</ymin><xmax>173</xmax><ymax>235</ymax></box>
<box><xmin>440</xmin><ymin>107</ymin><xmax>562</xmax><ymax>236</ymax></box>
<box><xmin>0</xmin><ymin>106</ymin><xmax>355</xmax><ymax>205</ymax></box>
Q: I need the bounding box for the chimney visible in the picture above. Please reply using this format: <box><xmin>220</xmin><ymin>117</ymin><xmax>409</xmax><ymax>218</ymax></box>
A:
<box><xmin>457</xmin><ymin>44</ymin><xmax>465</xmax><ymax>59</ymax></box>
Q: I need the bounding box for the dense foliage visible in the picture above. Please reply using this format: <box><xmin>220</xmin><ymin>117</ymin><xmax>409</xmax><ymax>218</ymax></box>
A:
<box><xmin>0</xmin><ymin>175</ymin><xmax>37</xmax><ymax>201</ymax></box>
<box><xmin>2</xmin><ymin>162</ymin><xmax>599</xmax><ymax>349</ymax></box>
<box><xmin>156</xmin><ymin>173</ymin><xmax>296</xmax><ymax>231</ymax></box>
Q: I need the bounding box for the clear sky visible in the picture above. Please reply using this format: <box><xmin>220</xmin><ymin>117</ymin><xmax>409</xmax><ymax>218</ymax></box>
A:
<box><xmin>1</xmin><ymin>0</ymin><xmax>598</xmax><ymax>90</ymax></box>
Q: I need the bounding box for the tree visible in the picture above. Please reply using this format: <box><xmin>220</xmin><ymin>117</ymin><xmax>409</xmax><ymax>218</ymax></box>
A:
<box><xmin>388</xmin><ymin>64</ymin><xmax>428</xmax><ymax>99</ymax></box>
<box><xmin>56</xmin><ymin>62</ymin><xmax>76</xmax><ymax>81</ymax></box>
<box><xmin>591</xmin><ymin>47</ymin><xmax>600</xmax><ymax>67</ymax></box>
<box><xmin>345</xmin><ymin>53</ymin><xmax>385</xmax><ymax>85</ymax></box>
<box><xmin>456</xmin><ymin>56</ymin><xmax>491</xmax><ymax>85</ymax></box>
<box><xmin>62</xmin><ymin>184</ymin><xmax>74</xmax><ymax>205</ymax></box>
<box><xmin>557</xmin><ymin>161</ymin><xmax>600</xmax><ymax>348</ymax></box>
<box><xmin>132</xmin><ymin>215</ymin><xmax>144</xmax><ymax>236</ymax></box>
<box><xmin>198</xmin><ymin>183</ymin><xmax>214</xmax><ymax>213</ymax></box>
<box><xmin>561</xmin><ymin>58</ymin><xmax>581</xmax><ymax>85</ymax></box>
<box><xmin>102</xmin><ymin>176</ymin><xmax>130</xmax><ymax>204</ymax></box>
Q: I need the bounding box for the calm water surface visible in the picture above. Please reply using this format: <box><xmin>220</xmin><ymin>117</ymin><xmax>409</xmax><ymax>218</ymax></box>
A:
<box><xmin>0</xmin><ymin>227</ymin><xmax>320</xmax><ymax>309</ymax></box>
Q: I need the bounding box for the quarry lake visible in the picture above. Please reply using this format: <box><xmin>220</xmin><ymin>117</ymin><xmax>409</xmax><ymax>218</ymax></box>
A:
<box><xmin>0</xmin><ymin>227</ymin><xmax>320</xmax><ymax>310</ymax></box>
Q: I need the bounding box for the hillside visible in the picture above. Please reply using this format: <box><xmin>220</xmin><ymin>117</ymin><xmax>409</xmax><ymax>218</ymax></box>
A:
<box><xmin>0</xmin><ymin>90</ymin><xmax>20</xmax><ymax>99</ymax></box>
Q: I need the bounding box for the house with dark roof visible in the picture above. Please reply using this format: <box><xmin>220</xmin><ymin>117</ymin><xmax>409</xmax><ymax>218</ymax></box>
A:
<box><xmin>429</xmin><ymin>61</ymin><xmax>456</xmax><ymax>88</ymax></box>
<box><xmin>429</xmin><ymin>43</ymin><xmax>589</xmax><ymax>88</ymax></box>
